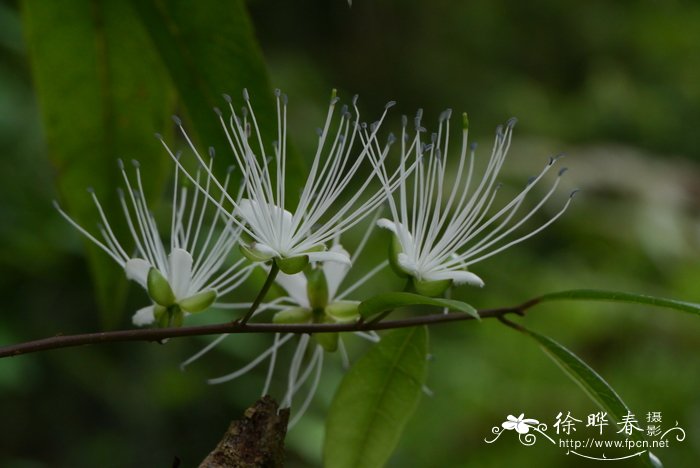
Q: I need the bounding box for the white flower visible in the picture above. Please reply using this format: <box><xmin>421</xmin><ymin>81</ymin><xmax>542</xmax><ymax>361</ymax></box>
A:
<box><xmin>55</xmin><ymin>156</ymin><xmax>252</xmax><ymax>326</ymax></box>
<box><xmin>502</xmin><ymin>413</ymin><xmax>540</xmax><ymax>434</ymax></box>
<box><xmin>160</xmin><ymin>89</ymin><xmax>412</xmax><ymax>274</ymax></box>
<box><xmin>375</xmin><ymin>111</ymin><xmax>575</xmax><ymax>295</ymax></box>
<box><xmin>182</xmin><ymin>223</ymin><xmax>387</xmax><ymax>427</ymax></box>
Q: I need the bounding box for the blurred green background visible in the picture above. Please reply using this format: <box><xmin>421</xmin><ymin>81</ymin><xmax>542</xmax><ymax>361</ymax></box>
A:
<box><xmin>1</xmin><ymin>0</ymin><xmax>699</xmax><ymax>466</ymax></box>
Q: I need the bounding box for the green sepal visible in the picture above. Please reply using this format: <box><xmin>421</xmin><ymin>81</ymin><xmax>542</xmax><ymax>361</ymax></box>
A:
<box><xmin>178</xmin><ymin>289</ymin><xmax>217</xmax><ymax>313</ymax></box>
<box><xmin>147</xmin><ymin>268</ymin><xmax>176</xmax><ymax>307</ymax></box>
<box><xmin>276</xmin><ymin>255</ymin><xmax>309</xmax><ymax>274</ymax></box>
<box><xmin>155</xmin><ymin>304</ymin><xmax>183</xmax><ymax>328</ymax></box>
<box><xmin>273</xmin><ymin>307</ymin><xmax>312</xmax><ymax>324</ymax></box>
<box><xmin>413</xmin><ymin>278</ymin><xmax>452</xmax><ymax>297</ymax></box>
<box><xmin>388</xmin><ymin>234</ymin><xmax>410</xmax><ymax>278</ymax></box>
<box><xmin>240</xmin><ymin>243</ymin><xmax>273</xmax><ymax>262</ymax></box>
<box><xmin>307</xmin><ymin>267</ymin><xmax>329</xmax><ymax>309</ymax></box>
<box><xmin>325</xmin><ymin>300</ymin><xmax>360</xmax><ymax>323</ymax></box>
<box><xmin>153</xmin><ymin>304</ymin><xmax>167</xmax><ymax>325</ymax></box>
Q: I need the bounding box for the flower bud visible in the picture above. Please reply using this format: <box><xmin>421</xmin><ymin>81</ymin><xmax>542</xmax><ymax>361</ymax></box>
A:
<box><xmin>314</xmin><ymin>332</ymin><xmax>339</xmax><ymax>352</ymax></box>
<box><xmin>306</xmin><ymin>268</ymin><xmax>329</xmax><ymax>310</ymax></box>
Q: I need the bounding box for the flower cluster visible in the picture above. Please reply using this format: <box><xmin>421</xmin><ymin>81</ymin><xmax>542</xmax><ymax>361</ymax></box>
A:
<box><xmin>57</xmin><ymin>89</ymin><xmax>573</xmax><ymax>422</ymax></box>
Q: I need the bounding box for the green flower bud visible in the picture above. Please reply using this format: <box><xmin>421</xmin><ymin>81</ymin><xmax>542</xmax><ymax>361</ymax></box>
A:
<box><xmin>325</xmin><ymin>300</ymin><xmax>360</xmax><ymax>323</ymax></box>
<box><xmin>314</xmin><ymin>332</ymin><xmax>339</xmax><ymax>352</ymax></box>
<box><xmin>413</xmin><ymin>277</ymin><xmax>452</xmax><ymax>297</ymax></box>
<box><xmin>179</xmin><ymin>289</ymin><xmax>217</xmax><ymax>313</ymax></box>
<box><xmin>147</xmin><ymin>267</ymin><xmax>176</xmax><ymax>306</ymax></box>
<box><xmin>275</xmin><ymin>255</ymin><xmax>309</xmax><ymax>274</ymax></box>
<box><xmin>273</xmin><ymin>307</ymin><xmax>312</xmax><ymax>324</ymax></box>
<box><xmin>306</xmin><ymin>268</ymin><xmax>329</xmax><ymax>310</ymax></box>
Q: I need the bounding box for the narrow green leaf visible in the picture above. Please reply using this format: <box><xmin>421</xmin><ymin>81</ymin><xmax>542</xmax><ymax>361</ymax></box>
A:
<box><xmin>324</xmin><ymin>326</ymin><xmax>429</xmax><ymax>468</ymax></box>
<box><xmin>359</xmin><ymin>292</ymin><xmax>479</xmax><ymax>320</ymax></box>
<box><xmin>539</xmin><ymin>289</ymin><xmax>700</xmax><ymax>317</ymax></box>
<box><xmin>517</xmin><ymin>325</ymin><xmax>662</xmax><ymax>467</ymax></box>
<box><xmin>21</xmin><ymin>0</ymin><xmax>175</xmax><ymax>327</ymax></box>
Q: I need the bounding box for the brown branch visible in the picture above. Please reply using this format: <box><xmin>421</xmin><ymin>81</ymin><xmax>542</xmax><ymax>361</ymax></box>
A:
<box><xmin>0</xmin><ymin>298</ymin><xmax>540</xmax><ymax>359</ymax></box>
<box><xmin>198</xmin><ymin>395</ymin><xmax>288</xmax><ymax>468</ymax></box>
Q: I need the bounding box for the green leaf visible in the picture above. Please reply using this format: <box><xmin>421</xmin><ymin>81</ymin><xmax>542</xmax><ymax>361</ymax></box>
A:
<box><xmin>538</xmin><ymin>289</ymin><xmax>700</xmax><ymax>317</ymax></box>
<box><xmin>129</xmin><ymin>0</ymin><xmax>305</xmax><ymax>199</ymax></box>
<box><xmin>358</xmin><ymin>292</ymin><xmax>479</xmax><ymax>320</ymax></box>
<box><xmin>324</xmin><ymin>326</ymin><xmax>429</xmax><ymax>468</ymax></box>
<box><xmin>21</xmin><ymin>0</ymin><xmax>175</xmax><ymax>327</ymax></box>
<box><xmin>516</xmin><ymin>325</ymin><xmax>662</xmax><ymax>467</ymax></box>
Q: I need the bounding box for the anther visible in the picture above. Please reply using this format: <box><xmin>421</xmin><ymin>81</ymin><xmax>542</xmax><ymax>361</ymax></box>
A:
<box><xmin>172</xmin><ymin>115</ymin><xmax>182</xmax><ymax>126</ymax></box>
<box><xmin>242</xmin><ymin>88</ymin><xmax>250</xmax><ymax>101</ymax></box>
<box><xmin>222</xmin><ymin>93</ymin><xmax>232</xmax><ymax>103</ymax></box>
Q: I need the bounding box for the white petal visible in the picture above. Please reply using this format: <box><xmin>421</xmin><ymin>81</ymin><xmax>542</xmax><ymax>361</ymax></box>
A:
<box><xmin>397</xmin><ymin>253</ymin><xmax>418</xmax><ymax>275</ymax></box>
<box><xmin>237</xmin><ymin>198</ymin><xmax>294</xmax><ymax>244</ymax></box>
<box><xmin>424</xmin><ymin>270</ymin><xmax>485</xmax><ymax>287</ymax></box>
<box><xmin>376</xmin><ymin>218</ymin><xmax>397</xmax><ymax>234</ymax></box>
<box><xmin>515</xmin><ymin>423</ymin><xmax>531</xmax><ymax>434</ymax></box>
<box><xmin>306</xmin><ymin>250</ymin><xmax>351</xmax><ymax>265</ymax></box>
<box><xmin>125</xmin><ymin>258</ymin><xmax>151</xmax><ymax>289</ymax></box>
<box><xmin>274</xmin><ymin>271</ymin><xmax>310</xmax><ymax>308</ymax></box>
<box><xmin>169</xmin><ymin>248</ymin><xmax>193</xmax><ymax>299</ymax></box>
<box><xmin>322</xmin><ymin>244</ymin><xmax>351</xmax><ymax>300</ymax></box>
<box><xmin>235</xmin><ymin>199</ymin><xmax>258</xmax><ymax>227</ymax></box>
<box><xmin>502</xmin><ymin>421</ymin><xmax>517</xmax><ymax>430</ymax></box>
<box><xmin>132</xmin><ymin>305</ymin><xmax>155</xmax><ymax>326</ymax></box>
<box><xmin>252</xmin><ymin>242</ymin><xmax>279</xmax><ymax>258</ymax></box>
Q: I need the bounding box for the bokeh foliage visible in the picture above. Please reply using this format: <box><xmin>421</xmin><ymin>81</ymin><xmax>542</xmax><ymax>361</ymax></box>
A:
<box><xmin>1</xmin><ymin>0</ymin><xmax>699</xmax><ymax>466</ymax></box>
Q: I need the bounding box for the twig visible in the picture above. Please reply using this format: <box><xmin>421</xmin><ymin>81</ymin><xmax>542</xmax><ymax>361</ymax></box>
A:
<box><xmin>238</xmin><ymin>263</ymin><xmax>279</xmax><ymax>325</ymax></box>
<box><xmin>0</xmin><ymin>298</ymin><xmax>539</xmax><ymax>359</ymax></box>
